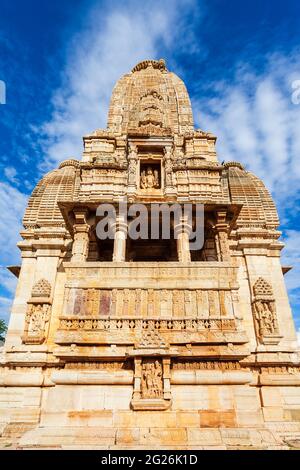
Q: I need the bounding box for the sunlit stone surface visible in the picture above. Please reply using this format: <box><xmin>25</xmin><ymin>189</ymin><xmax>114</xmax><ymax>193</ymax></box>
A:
<box><xmin>1</xmin><ymin>59</ymin><xmax>300</xmax><ymax>449</ymax></box>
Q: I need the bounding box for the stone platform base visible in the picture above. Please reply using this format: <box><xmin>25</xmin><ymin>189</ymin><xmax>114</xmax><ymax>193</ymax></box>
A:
<box><xmin>1</xmin><ymin>423</ymin><xmax>299</xmax><ymax>450</ymax></box>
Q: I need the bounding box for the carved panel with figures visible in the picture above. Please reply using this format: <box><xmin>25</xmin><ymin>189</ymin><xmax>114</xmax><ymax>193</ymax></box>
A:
<box><xmin>23</xmin><ymin>279</ymin><xmax>52</xmax><ymax>344</ymax></box>
<box><xmin>62</xmin><ymin>287</ymin><xmax>236</xmax><ymax>319</ymax></box>
<box><xmin>252</xmin><ymin>278</ymin><xmax>282</xmax><ymax>345</ymax></box>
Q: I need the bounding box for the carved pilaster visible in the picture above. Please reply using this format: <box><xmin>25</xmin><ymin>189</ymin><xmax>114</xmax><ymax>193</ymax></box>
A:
<box><xmin>127</xmin><ymin>143</ymin><xmax>138</xmax><ymax>196</ymax></box>
<box><xmin>164</xmin><ymin>145</ymin><xmax>175</xmax><ymax>197</ymax></box>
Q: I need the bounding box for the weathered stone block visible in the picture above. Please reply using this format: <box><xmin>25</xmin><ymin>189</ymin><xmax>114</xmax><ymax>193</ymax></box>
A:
<box><xmin>200</xmin><ymin>410</ymin><xmax>236</xmax><ymax>428</ymax></box>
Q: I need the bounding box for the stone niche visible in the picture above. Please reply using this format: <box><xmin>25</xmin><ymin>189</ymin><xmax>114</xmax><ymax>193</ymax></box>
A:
<box><xmin>138</xmin><ymin>151</ymin><xmax>163</xmax><ymax>193</ymax></box>
<box><xmin>130</xmin><ymin>329</ymin><xmax>172</xmax><ymax>410</ymax></box>
<box><xmin>22</xmin><ymin>279</ymin><xmax>52</xmax><ymax>345</ymax></box>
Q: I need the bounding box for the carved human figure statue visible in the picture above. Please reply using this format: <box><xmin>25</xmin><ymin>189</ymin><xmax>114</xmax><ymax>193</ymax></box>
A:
<box><xmin>153</xmin><ymin>360</ymin><xmax>163</xmax><ymax>397</ymax></box>
<box><xmin>141</xmin><ymin>360</ymin><xmax>163</xmax><ymax>398</ymax></box>
<box><xmin>254</xmin><ymin>300</ymin><xmax>278</xmax><ymax>336</ymax></box>
<box><xmin>140</xmin><ymin>166</ymin><xmax>160</xmax><ymax>189</ymax></box>
<box><xmin>28</xmin><ymin>304</ymin><xmax>47</xmax><ymax>337</ymax></box>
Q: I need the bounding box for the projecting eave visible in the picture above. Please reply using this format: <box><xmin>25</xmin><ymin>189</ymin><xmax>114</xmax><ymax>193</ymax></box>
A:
<box><xmin>58</xmin><ymin>199</ymin><xmax>242</xmax><ymax>238</ymax></box>
<box><xmin>7</xmin><ymin>265</ymin><xmax>21</xmax><ymax>278</ymax></box>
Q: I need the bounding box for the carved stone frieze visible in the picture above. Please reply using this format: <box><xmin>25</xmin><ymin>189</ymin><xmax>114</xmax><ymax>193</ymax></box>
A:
<box><xmin>59</xmin><ymin>316</ymin><xmax>236</xmax><ymax>332</ymax></box>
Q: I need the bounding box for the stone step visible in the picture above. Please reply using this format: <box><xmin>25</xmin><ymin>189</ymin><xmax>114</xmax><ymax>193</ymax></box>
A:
<box><xmin>0</xmin><ymin>422</ymin><xmax>38</xmax><ymax>450</ymax></box>
<box><xmin>15</xmin><ymin>425</ymin><xmax>287</xmax><ymax>450</ymax></box>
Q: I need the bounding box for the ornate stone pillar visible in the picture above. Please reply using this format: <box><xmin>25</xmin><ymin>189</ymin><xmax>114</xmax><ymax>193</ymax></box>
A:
<box><xmin>112</xmin><ymin>214</ymin><xmax>128</xmax><ymax>262</ymax></box>
<box><xmin>174</xmin><ymin>215</ymin><xmax>192</xmax><ymax>262</ymax></box>
<box><xmin>215</xmin><ymin>209</ymin><xmax>230</xmax><ymax>262</ymax></box>
<box><xmin>72</xmin><ymin>209</ymin><xmax>90</xmax><ymax>262</ymax></box>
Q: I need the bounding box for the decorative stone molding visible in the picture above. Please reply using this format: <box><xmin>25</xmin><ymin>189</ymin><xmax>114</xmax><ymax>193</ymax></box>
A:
<box><xmin>131</xmin><ymin>59</ymin><xmax>167</xmax><ymax>73</ymax></box>
<box><xmin>172</xmin><ymin>360</ymin><xmax>243</xmax><ymax>370</ymax></box>
<box><xmin>252</xmin><ymin>277</ymin><xmax>282</xmax><ymax>345</ymax></box>
<box><xmin>222</xmin><ymin>161</ymin><xmax>245</xmax><ymax>170</ymax></box>
<box><xmin>138</xmin><ymin>329</ymin><xmax>167</xmax><ymax>349</ymax></box>
<box><xmin>58</xmin><ymin>159</ymin><xmax>81</xmax><ymax>169</ymax></box>
<box><xmin>65</xmin><ymin>361</ymin><xmax>132</xmax><ymax>370</ymax></box>
<box><xmin>59</xmin><ymin>317</ymin><xmax>237</xmax><ymax>332</ymax></box>
<box><xmin>31</xmin><ymin>278</ymin><xmax>51</xmax><ymax>298</ymax></box>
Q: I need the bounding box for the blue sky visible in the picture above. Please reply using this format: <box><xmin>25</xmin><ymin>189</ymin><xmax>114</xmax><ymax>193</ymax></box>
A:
<box><xmin>0</xmin><ymin>0</ymin><xmax>300</xmax><ymax>337</ymax></box>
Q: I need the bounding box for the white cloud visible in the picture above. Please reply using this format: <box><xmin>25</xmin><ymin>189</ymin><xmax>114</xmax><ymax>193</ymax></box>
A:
<box><xmin>0</xmin><ymin>182</ymin><xmax>28</xmax><ymax>266</ymax></box>
<box><xmin>281</xmin><ymin>230</ymin><xmax>300</xmax><ymax>293</ymax></box>
<box><xmin>38</xmin><ymin>0</ymin><xmax>200</xmax><ymax>170</ymax></box>
<box><xmin>4</xmin><ymin>166</ymin><xmax>18</xmax><ymax>184</ymax></box>
<box><xmin>0</xmin><ymin>182</ymin><xmax>27</xmax><ymax>321</ymax></box>
<box><xmin>196</xmin><ymin>52</ymin><xmax>300</xmax><ymax>200</ymax></box>
<box><xmin>194</xmin><ymin>53</ymin><xmax>300</xmax><ymax>319</ymax></box>
<box><xmin>297</xmin><ymin>329</ymin><xmax>300</xmax><ymax>346</ymax></box>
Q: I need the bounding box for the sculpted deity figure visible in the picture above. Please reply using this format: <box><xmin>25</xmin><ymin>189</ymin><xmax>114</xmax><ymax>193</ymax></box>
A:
<box><xmin>141</xmin><ymin>360</ymin><xmax>163</xmax><ymax>398</ymax></box>
<box><xmin>254</xmin><ymin>299</ymin><xmax>279</xmax><ymax>337</ymax></box>
<box><xmin>29</xmin><ymin>305</ymin><xmax>45</xmax><ymax>335</ymax></box>
<box><xmin>140</xmin><ymin>166</ymin><xmax>160</xmax><ymax>189</ymax></box>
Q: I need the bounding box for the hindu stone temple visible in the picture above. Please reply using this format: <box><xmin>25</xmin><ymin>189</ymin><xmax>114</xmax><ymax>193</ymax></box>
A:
<box><xmin>1</xmin><ymin>59</ymin><xmax>300</xmax><ymax>449</ymax></box>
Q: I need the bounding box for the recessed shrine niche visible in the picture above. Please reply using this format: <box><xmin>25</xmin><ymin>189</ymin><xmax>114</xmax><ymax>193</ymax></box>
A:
<box><xmin>139</xmin><ymin>152</ymin><xmax>163</xmax><ymax>193</ymax></box>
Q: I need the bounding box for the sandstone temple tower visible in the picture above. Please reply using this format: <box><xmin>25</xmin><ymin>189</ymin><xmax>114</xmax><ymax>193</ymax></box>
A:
<box><xmin>1</xmin><ymin>59</ymin><xmax>300</xmax><ymax>449</ymax></box>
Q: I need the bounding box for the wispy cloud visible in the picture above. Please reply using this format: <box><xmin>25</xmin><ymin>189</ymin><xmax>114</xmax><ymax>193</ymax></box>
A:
<box><xmin>193</xmin><ymin>51</ymin><xmax>300</xmax><ymax>324</ymax></box>
<box><xmin>38</xmin><ymin>0</ymin><xmax>201</xmax><ymax>170</ymax></box>
<box><xmin>281</xmin><ymin>230</ymin><xmax>300</xmax><ymax>307</ymax></box>
<box><xmin>4</xmin><ymin>166</ymin><xmax>18</xmax><ymax>185</ymax></box>
<box><xmin>0</xmin><ymin>181</ymin><xmax>27</xmax><ymax>322</ymax></box>
<box><xmin>195</xmin><ymin>51</ymin><xmax>300</xmax><ymax>200</ymax></box>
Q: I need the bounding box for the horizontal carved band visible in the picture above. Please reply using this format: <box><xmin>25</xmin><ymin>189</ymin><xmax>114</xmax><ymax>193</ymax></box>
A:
<box><xmin>58</xmin><ymin>317</ymin><xmax>236</xmax><ymax>331</ymax></box>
